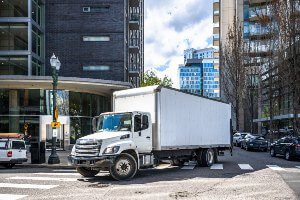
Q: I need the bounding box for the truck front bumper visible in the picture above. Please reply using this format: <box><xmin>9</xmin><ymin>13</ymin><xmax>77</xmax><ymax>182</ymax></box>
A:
<box><xmin>68</xmin><ymin>155</ymin><xmax>116</xmax><ymax>168</ymax></box>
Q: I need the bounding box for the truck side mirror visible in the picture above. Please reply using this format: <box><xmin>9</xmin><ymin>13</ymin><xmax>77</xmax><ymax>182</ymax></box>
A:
<box><xmin>142</xmin><ymin>115</ymin><xmax>149</xmax><ymax>130</ymax></box>
<box><xmin>92</xmin><ymin>117</ymin><xmax>98</xmax><ymax>133</ymax></box>
<box><xmin>134</xmin><ymin>115</ymin><xmax>142</xmax><ymax>132</ymax></box>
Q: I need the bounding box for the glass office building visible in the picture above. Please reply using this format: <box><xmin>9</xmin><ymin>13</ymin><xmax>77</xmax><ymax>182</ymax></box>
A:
<box><xmin>179</xmin><ymin>64</ymin><xmax>203</xmax><ymax>95</ymax></box>
<box><xmin>0</xmin><ymin>0</ymin><xmax>45</xmax><ymax>76</ymax></box>
<box><xmin>180</xmin><ymin>48</ymin><xmax>220</xmax><ymax>98</ymax></box>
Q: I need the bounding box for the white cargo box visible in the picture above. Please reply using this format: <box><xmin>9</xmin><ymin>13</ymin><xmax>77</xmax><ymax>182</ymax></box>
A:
<box><xmin>113</xmin><ymin>86</ymin><xmax>231</xmax><ymax>151</ymax></box>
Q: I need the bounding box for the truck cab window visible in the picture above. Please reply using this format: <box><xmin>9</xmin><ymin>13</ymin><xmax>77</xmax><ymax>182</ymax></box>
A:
<box><xmin>134</xmin><ymin>115</ymin><xmax>142</xmax><ymax>132</ymax></box>
<box><xmin>142</xmin><ymin>115</ymin><xmax>149</xmax><ymax>130</ymax></box>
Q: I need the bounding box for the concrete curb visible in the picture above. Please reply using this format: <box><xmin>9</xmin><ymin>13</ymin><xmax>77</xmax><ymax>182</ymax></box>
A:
<box><xmin>18</xmin><ymin>163</ymin><xmax>75</xmax><ymax>169</ymax></box>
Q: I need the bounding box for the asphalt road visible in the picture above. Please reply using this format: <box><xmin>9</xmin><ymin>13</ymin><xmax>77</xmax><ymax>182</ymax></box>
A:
<box><xmin>0</xmin><ymin>147</ymin><xmax>299</xmax><ymax>200</ymax></box>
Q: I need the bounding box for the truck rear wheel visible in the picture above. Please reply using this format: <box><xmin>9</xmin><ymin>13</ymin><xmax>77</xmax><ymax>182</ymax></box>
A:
<box><xmin>110</xmin><ymin>153</ymin><xmax>137</xmax><ymax>181</ymax></box>
<box><xmin>76</xmin><ymin>167</ymin><xmax>100</xmax><ymax>177</ymax></box>
<box><xmin>197</xmin><ymin>148</ymin><xmax>214</xmax><ymax>167</ymax></box>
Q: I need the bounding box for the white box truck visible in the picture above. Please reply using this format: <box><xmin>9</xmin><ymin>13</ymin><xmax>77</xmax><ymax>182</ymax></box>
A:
<box><xmin>69</xmin><ymin>86</ymin><xmax>232</xmax><ymax>180</ymax></box>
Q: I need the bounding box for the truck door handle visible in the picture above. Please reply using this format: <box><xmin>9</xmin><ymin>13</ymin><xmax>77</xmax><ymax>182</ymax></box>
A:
<box><xmin>146</xmin><ymin>136</ymin><xmax>150</xmax><ymax>139</ymax></box>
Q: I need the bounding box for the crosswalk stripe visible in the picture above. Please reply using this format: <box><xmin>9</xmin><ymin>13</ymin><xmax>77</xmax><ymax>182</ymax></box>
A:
<box><xmin>238</xmin><ymin>164</ymin><xmax>253</xmax><ymax>170</ymax></box>
<box><xmin>181</xmin><ymin>165</ymin><xmax>196</xmax><ymax>170</ymax></box>
<box><xmin>0</xmin><ymin>194</ymin><xmax>27</xmax><ymax>200</ymax></box>
<box><xmin>0</xmin><ymin>183</ymin><xmax>58</xmax><ymax>190</ymax></box>
<box><xmin>266</xmin><ymin>165</ymin><xmax>285</xmax><ymax>171</ymax></box>
<box><xmin>210</xmin><ymin>164</ymin><xmax>223</xmax><ymax>170</ymax></box>
<box><xmin>52</xmin><ymin>169</ymin><xmax>77</xmax><ymax>172</ymax></box>
<box><xmin>34</xmin><ymin>173</ymin><xmax>80</xmax><ymax>176</ymax></box>
<box><xmin>7</xmin><ymin>176</ymin><xmax>82</xmax><ymax>182</ymax></box>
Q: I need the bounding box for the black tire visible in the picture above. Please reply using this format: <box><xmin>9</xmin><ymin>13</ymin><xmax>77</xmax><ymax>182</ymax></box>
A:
<box><xmin>245</xmin><ymin>145</ymin><xmax>249</xmax><ymax>151</ymax></box>
<box><xmin>213</xmin><ymin>149</ymin><xmax>218</xmax><ymax>163</ymax></box>
<box><xmin>197</xmin><ymin>149</ymin><xmax>214</xmax><ymax>167</ymax></box>
<box><xmin>4</xmin><ymin>164</ymin><xmax>15</xmax><ymax>169</ymax></box>
<box><xmin>285</xmin><ymin>151</ymin><xmax>292</xmax><ymax>161</ymax></box>
<box><xmin>270</xmin><ymin>148</ymin><xmax>276</xmax><ymax>157</ymax></box>
<box><xmin>76</xmin><ymin>167</ymin><xmax>100</xmax><ymax>177</ymax></box>
<box><xmin>110</xmin><ymin>153</ymin><xmax>137</xmax><ymax>181</ymax></box>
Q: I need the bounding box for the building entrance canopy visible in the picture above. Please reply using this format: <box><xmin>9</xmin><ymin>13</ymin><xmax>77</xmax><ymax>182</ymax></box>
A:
<box><xmin>0</xmin><ymin>75</ymin><xmax>131</xmax><ymax>97</ymax></box>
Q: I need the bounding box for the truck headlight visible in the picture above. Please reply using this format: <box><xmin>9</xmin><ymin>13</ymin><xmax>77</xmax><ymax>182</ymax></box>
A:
<box><xmin>103</xmin><ymin>146</ymin><xmax>120</xmax><ymax>154</ymax></box>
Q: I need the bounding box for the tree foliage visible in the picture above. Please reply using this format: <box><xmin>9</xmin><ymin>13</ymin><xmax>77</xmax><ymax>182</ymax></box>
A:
<box><xmin>141</xmin><ymin>70</ymin><xmax>173</xmax><ymax>87</ymax></box>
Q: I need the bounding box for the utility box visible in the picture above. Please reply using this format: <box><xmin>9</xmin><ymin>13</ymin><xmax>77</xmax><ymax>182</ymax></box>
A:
<box><xmin>30</xmin><ymin>141</ymin><xmax>46</xmax><ymax>164</ymax></box>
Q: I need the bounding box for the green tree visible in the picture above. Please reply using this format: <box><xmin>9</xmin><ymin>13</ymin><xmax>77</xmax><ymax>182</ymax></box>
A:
<box><xmin>141</xmin><ymin>70</ymin><xmax>173</xmax><ymax>87</ymax></box>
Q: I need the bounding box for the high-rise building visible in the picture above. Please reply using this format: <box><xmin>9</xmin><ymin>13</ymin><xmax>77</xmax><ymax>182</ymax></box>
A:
<box><xmin>0</xmin><ymin>0</ymin><xmax>144</xmax><ymax>150</ymax></box>
<box><xmin>179</xmin><ymin>48</ymin><xmax>220</xmax><ymax>98</ymax></box>
<box><xmin>218</xmin><ymin>0</ymin><xmax>300</xmax><ymax>134</ymax></box>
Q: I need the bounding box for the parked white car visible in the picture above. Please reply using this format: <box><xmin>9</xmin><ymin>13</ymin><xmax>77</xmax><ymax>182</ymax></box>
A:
<box><xmin>233</xmin><ymin>132</ymin><xmax>249</xmax><ymax>147</ymax></box>
<box><xmin>0</xmin><ymin>138</ymin><xmax>27</xmax><ymax>168</ymax></box>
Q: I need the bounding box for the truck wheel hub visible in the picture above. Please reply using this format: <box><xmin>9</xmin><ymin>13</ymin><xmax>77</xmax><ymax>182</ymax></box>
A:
<box><xmin>116</xmin><ymin>159</ymin><xmax>131</xmax><ymax>175</ymax></box>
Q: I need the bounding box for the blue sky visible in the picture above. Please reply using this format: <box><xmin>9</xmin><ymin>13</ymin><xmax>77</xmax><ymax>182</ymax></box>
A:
<box><xmin>144</xmin><ymin>0</ymin><xmax>213</xmax><ymax>88</ymax></box>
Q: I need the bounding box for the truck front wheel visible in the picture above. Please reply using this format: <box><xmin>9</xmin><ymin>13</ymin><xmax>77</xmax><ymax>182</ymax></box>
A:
<box><xmin>76</xmin><ymin>167</ymin><xmax>100</xmax><ymax>177</ymax></box>
<box><xmin>110</xmin><ymin>153</ymin><xmax>138</xmax><ymax>181</ymax></box>
<box><xmin>197</xmin><ymin>148</ymin><xmax>215</xmax><ymax>167</ymax></box>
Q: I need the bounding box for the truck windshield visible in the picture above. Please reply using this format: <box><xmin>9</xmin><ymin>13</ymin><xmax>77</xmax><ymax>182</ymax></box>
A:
<box><xmin>98</xmin><ymin>113</ymin><xmax>132</xmax><ymax>132</ymax></box>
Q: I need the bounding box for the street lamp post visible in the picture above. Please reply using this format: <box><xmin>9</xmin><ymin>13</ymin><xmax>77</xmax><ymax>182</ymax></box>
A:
<box><xmin>48</xmin><ymin>53</ymin><xmax>61</xmax><ymax>164</ymax></box>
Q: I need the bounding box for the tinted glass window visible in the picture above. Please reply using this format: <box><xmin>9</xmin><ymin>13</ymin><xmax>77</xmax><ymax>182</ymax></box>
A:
<box><xmin>255</xmin><ymin>137</ymin><xmax>265</xmax><ymax>140</ymax></box>
<box><xmin>12</xmin><ymin>141</ymin><xmax>25</xmax><ymax>149</ymax></box>
<box><xmin>0</xmin><ymin>141</ymin><xmax>7</xmax><ymax>149</ymax></box>
<box><xmin>283</xmin><ymin>138</ymin><xmax>292</xmax><ymax>143</ymax></box>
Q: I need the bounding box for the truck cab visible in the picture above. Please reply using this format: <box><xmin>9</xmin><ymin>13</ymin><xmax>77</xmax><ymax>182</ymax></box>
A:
<box><xmin>69</xmin><ymin>111</ymin><xmax>154</xmax><ymax>180</ymax></box>
<box><xmin>0</xmin><ymin>137</ymin><xmax>27</xmax><ymax>168</ymax></box>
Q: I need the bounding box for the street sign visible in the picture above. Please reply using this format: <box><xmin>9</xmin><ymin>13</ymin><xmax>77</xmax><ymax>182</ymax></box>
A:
<box><xmin>53</xmin><ymin>129</ymin><xmax>58</xmax><ymax>137</ymax></box>
<box><xmin>51</xmin><ymin>122</ymin><xmax>61</xmax><ymax>128</ymax></box>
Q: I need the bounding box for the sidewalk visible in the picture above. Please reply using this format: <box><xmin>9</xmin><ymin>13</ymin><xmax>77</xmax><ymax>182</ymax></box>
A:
<box><xmin>22</xmin><ymin>150</ymin><xmax>75</xmax><ymax>169</ymax></box>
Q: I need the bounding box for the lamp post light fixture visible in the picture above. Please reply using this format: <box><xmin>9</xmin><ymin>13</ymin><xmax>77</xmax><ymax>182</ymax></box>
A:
<box><xmin>48</xmin><ymin>53</ymin><xmax>61</xmax><ymax>164</ymax></box>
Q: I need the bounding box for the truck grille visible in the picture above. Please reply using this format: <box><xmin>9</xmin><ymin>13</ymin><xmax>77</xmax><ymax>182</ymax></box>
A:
<box><xmin>75</xmin><ymin>139</ymin><xmax>102</xmax><ymax>157</ymax></box>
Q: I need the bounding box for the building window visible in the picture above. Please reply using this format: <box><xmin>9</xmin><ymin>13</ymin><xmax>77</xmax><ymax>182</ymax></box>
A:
<box><xmin>82</xmin><ymin>7</ymin><xmax>90</xmax><ymax>12</ymax></box>
<box><xmin>83</xmin><ymin>36</ymin><xmax>110</xmax><ymax>42</ymax></box>
<box><xmin>83</xmin><ymin>66</ymin><xmax>110</xmax><ymax>71</ymax></box>
<box><xmin>82</xmin><ymin>5</ymin><xmax>110</xmax><ymax>13</ymax></box>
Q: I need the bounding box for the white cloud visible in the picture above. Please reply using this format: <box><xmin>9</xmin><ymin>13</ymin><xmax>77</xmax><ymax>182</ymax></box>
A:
<box><xmin>144</xmin><ymin>0</ymin><xmax>213</xmax><ymax>88</ymax></box>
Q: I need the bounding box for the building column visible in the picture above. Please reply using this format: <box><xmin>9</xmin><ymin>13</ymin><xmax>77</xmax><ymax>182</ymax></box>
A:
<box><xmin>9</xmin><ymin>90</ymin><xmax>20</xmax><ymax>133</ymax></box>
<box><xmin>28</xmin><ymin>0</ymin><xmax>32</xmax><ymax>75</ymax></box>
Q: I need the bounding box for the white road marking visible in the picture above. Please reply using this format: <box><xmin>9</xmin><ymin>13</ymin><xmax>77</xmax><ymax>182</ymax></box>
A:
<box><xmin>238</xmin><ymin>164</ymin><xmax>254</xmax><ymax>170</ymax></box>
<box><xmin>210</xmin><ymin>164</ymin><xmax>223</xmax><ymax>170</ymax></box>
<box><xmin>181</xmin><ymin>165</ymin><xmax>196</xmax><ymax>170</ymax></box>
<box><xmin>266</xmin><ymin>165</ymin><xmax>285</xmax><ymax>171</ymax></box>
<box><xmin>0</xmin><ymin>194</ymin><xmax>27</xmax><ymax>200</ymax></box>
<box><xmin>34</xmin><ymin>172</ymin><xmax>80</xmax><ymax>176</ymax></box>
<box><xmin>52</xmin><ymin>169</ymin><xmax>76</xmax><ymax>172</ymax></box>
<box><xmin>7</xmin><ymin>176</ymin><xmax>82</xmax><ymax>182</ymax></box>
<box><xmin>0</xmin><ymin>183</ymin><xmax>58</xmax><ymax>190</ymax></box>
